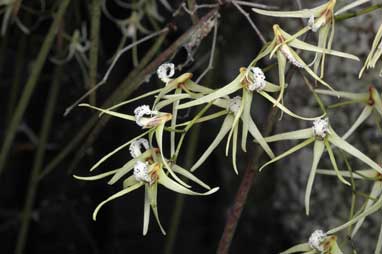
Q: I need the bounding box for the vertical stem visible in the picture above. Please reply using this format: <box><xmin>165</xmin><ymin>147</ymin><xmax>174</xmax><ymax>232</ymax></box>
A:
<box><xmin>6</xmin><ymin>32</ymin><xmax>28</xmax><ymax>124</ymax></box>
<box><xmin>0</xmin><ymin>0</ymin><xmax>71</xmax><ymax>174</ymax></box>
<box><xmin>164</xmin><ymin>124</ymin><xmax>201</xmax><ymax>254</ymax></box>
<box><xmin>15</xmin><ymin>64</ymin><xmax>63</xmax><ymax>254</ymax></box>
<box><xmin>88</xmin><ymin>0</ymin><xmax>101</xmax><ymax>105</ymax></box>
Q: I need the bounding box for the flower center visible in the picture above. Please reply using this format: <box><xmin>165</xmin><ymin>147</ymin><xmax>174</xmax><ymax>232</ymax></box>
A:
<box><xmin>308</xmin><ymin>229</ymin><xmax>327</xmax><ymax>251</ymax></box>
<box><xmin>134</xmin><ymin>105</ymin><xmax>159</xmax><ymax>127</ymax></box>
<box><xmin>312</xmin><ymin>118</ymin><xmax>329</xmax><ymax>138</ymax></box>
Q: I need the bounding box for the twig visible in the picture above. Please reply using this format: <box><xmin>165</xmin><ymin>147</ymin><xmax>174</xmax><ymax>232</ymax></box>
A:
<box><xmin>0</xmin><ymin>0</ymin><xmax>71</xmax><ymax>175</ymax></box>
<box><xmin>196</xmin><ymin>18</ymin><xmax>218</xmax><ymax>83</ymax></box>
<box><xmin>231</xmin><ymin>0</ymin><xmax>266</xmax><ymax>44</ymax></box>
<box><xmin>63</xmin><ymin>28</ymin><xmax>168</xmax><ymax>116</ymax></box>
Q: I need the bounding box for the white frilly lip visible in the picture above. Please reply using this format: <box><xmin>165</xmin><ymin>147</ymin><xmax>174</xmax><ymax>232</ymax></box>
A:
<box><xmin>228</xmin><ymin>96</ymin><xmax>242</xmax><ymax>114</ymax></box>
<box><xmin>157</xmin><ymin>63</ymin><xmax>175</xmax><ymax>83</ymax></box>
<box><xmin>247</xmin><ymin>67</ymin><xmax>266</xmax><ymax>92</ymax></box>
<box><xmin>308</xmin><ymin>229</ymin><xmax>327</xmax><ymax>251</ymax></box>
<box><xmin>312</xmin><ymin>118</ymin><xmax>329</xmax><ymax>138</ymax></box>
<box><xmin>129</xmin><ymin>138</ymin><xmax>149</xmax><ymax>158</ymax></box>
<box><xmin>133</xmin><ymin>160</ymin><xmax>151</xmax><ymax>183</ymax></box>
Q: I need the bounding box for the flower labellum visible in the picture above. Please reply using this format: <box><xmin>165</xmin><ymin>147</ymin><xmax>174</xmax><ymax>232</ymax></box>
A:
<box><xmin>157</xmin><ymin>63</ymin><xmax>175</xmax><ymax>83</ymax></box>
<box><xmin>228</xmin><ymin>96</ymin><xmax>242</xmax><ymax>114</ymax></box>
<box><xmin>133</xmin><ymin>160</ymin><xmax>152</xmax><ymax>183</ymax></box>
<box><xmin>247</xmin><ymin>67</ymin><xmax>266</xmax><ymax>91</ymax></box>
<box><xmin>308</xmin><ymin>229</ymin><xmax>327</xmax><ymax>251</ymax></box>
<box><xmin>313</xmin><ymin>118</ymin><xmax>329</xmax><ymax>138</ymax></box>
<box><xmin>129</xmin><ymin>138</ymin><xmax>150</xmax><ymax>158</ymax></box>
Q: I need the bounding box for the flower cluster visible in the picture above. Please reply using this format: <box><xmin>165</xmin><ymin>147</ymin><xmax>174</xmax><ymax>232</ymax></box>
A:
<box><xmin>73</xmin><ymin>1</ymin><xmax>382</xmax><ymax>252</ymax></box>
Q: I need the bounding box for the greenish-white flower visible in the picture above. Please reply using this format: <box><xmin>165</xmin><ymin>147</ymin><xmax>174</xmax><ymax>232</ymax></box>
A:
<box><xmin>259</xmin><ymin>117</ymin><xmax>382</xmax><ymax>215</ymax></box>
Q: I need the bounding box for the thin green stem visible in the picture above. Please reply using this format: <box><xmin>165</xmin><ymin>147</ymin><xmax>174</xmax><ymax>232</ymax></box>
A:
<box><xmin>88</xmin><ymin>0</ymin><xmax>101</xmax><ymax>105</ymax></box>
<box><xmin>6</xmin><ymin>32</ymin><xmax>28</xmax><ymax>124</ymax></box>
<box><xmin>0</xmin><ymin>0</ymin><xmax>71</xmax><ymax>175</ymax></box>
<box><xmin>164</xmin><ymin>124</ymin><xmax>201</xmax><ymax>254</ymax></box>
<box><xmin>335</xmin><ymin>4</ymin><xmax>382</xmax><ymax>22</ymax></box>
<box><xmin>15</xmin><ymin>64</ymin><xmax>63</xmax><ymax>254</ymax></box>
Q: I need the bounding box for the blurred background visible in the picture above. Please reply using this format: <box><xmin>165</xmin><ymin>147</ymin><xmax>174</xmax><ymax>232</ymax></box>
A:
<box><xmin>0</xmin><ymin>0</ymin><xmax>381</xmax><ymax>253</ymax></box>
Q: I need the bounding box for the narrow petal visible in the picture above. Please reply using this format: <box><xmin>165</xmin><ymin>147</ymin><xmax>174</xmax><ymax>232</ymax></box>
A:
<box><xmin>247</xmin><ymin>117</ymin><xmax>275</xmax><ymax>158</ymax></box>
<box><xmin>276</xmin><ymin>51</ymin><xmax>287</xmax><ymax>104</ymax></box>
<box><xmin>259</xmin><ymin>91</ymin><xmax>323</xmax><ymax>120</ymax></box>
<box><xmin>342</xmin><ymin>106</ymin><xmax>373</xmax><ymax>140</ymax></box>
<box><xmin>327</xmin><ymin>194</ymin><xmax>382</xmax><ymax>235</ymax></box>
<box><xmin>252</xmin><ymin>4</ymin><xmax>325</xmax><ymax>18</ymax></box>
<box><xmin>288</xmin><ymin>36</ymin><xmax>359</xmax><ymax>61</ymax></box>
<box><xmin>335</xmin><ymin>0</ymin><xmax>370</xmax><ymax>15</ymax></box>
<box><xmin>328</xmin><ymin>132</ymin><xmax>382</xmax><ymax>173</ymax></box>
<box><xmin>143</xmin><ymin>187</ymin><xmax>151</xmax><ymax>235</ymax></box>
<box><xmin>232</xmin><ymin>124</ymin><xmax>239</xmax><ymax>175</ymax></box>
<box><xmin>79</xmin><ymin>103</ymin><xmax>136</xmax><ymax>121</ymax></box>
<box><xmin>317</xmin><ymin>169</ymin><xmax>375</xmax><ymax>180</ymax></box>
<box><xmin>156</xmin><ymin>123</ymin><xmax>191</xmax><ymax>188</ymax></box>
<box><xmin>259</xmin><ymin>137</ymin><xmax>315</xmax><ymax>171</ymax></box>
<box><xmin>172</xmin><ymin>164</ymin><xmax>211</xmax><ymax>190</ymax></box>
<box><xmin>92</xmin><ymin>182</ymin><xmax>144</xmax><ymax>221</ymax></box>
<box><xmin>263</xmin><ymin>81</ymin><xmax>281</xmax><ymax>93</ymax></box>
<box><xmin>315</xmin><ymin>89</ymin><xmax>368</xmax><ymax>100</ymax></box>
<box><xmin>262</xmin><ymin>128</ymin><xmax>313</xmax><ymax>143</ymax></box>
<box><xmin>170</xmin><ymin>88</ymin><xmax>182</xmax><ymax>156</ymax></box>
<box><xmin>177</xmin><ymin>75</ymin><xmax>242</xmax><ymax>109</ymax></box>
<box><xmin>147</xmin><ymin>184</ymin><xmax>166</xmax><ymax>235</ymax></box>
<box><xmin>102</xmin><ymin>88</ymin><xmax>161</xmax><ymax>115</ymax></box>
<box><xmin>352</xmin><ymin>182</ymin><xmax>382</xmax><ymax>237</ymax></box>
<box><xmin>185</xmin><ymin>80</ymin><xmax>214</xmax><ymax>94</ymax></box>
<box><xmin>89</xmin><ymin>130</ymin><xmax>150</xmax><ymax>172</ymax></box>
<box><xmin>375</xmin><ymin>222</ymin><xmax>382</xmax><ymax>254</ymax></box>
<box><xmin>324</xmin><ymin>139</ymin><xmax>351</xmax><ymax>186</ymax></box>
<box><xmin>123</xmin><ymin>175</ymin><xmax>139</xmax><ymax>189</ymax></box>
<box><xmin>73</xmin><ymin>169</ymin><xmax>119</xmax><ymax>181</ymax></box>
<box><xmin>280</xmin><ymin>243</ymin><xmax>312</xmax><ymax>254</ymax></box>
<box><xmin>305</xmin><ymin>140</ymin><xmax>325</xmax><ymax>215</ymax></box>
<box><xmin>190</xmin><ymin>115</ymin><xmax>233</xmax><ymax>172</ymax></box>
<box><xmin>241</xmin><ymin>91</ymin><xmax>252</xmax><ymax>152</ymax></box>
<box><xmin>158</xmin><ymin>169</ymin><xmax>219</xmax><ymax>196</ymax></box>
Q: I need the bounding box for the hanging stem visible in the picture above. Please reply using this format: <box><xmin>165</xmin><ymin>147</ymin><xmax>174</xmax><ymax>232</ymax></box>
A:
<box><xmin>15</xmin><ymin>62</ymin><xmax>63</xmax><ymax>254</ymax></box>
<box><xmin>88</xmin><ymin>0</ymin><xmax>102</xmax><ymax>105</ymax></box>
<box><xmin>0</xmin><ymin>0</ymin><xmax>71</xmax><ymax>175</ymax></box>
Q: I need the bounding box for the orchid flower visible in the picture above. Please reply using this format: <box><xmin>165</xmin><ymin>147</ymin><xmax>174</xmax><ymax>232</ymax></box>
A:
<box><xmin>281</xmin><ymin>229</ymin><xmax>344</xmax><ymax>254</ymax></box>
<box><xmin>78</xmin><ymin>103</ymin><xmax>193</xmax><ymax>188</ymax></box>
<box><xmin>317</xmin><ymin>168</ymin><xmax>382</xmax><ymax>240</ymax></box>
<box><xmin>252</xmin><ymin>0</ymin><xmax>368</xmax><ymax>77</ymax></box>
<box><xmin>74</xmin><ymin>138</ymin><xmax>218</xmax><ymax>235</ymax></box>
<box><xmin>248</xmin><ymin>24</ymin><xmax>359</xmax><ymax>104</ymax></box>
<box><xmin>259</xmin><ymin>117</ymin><xmax>382</xmax><ymax>215</ymax></box>
<box><xmin>50</xmin><ymin>24</ymin><xmax>90</xmax><ymax>85</ymax></box>
<box><xmin>359</xmin><ymin>23</ymin><xmax>382</xmax><ymax>78</ymax></box>
<box><xmin>174</xmin><ymin>67</ymin><xmax>324</xmax><ymax>173</ymax></box>
<box><xmin>316</xmin><ymin>86</ymin><xmax>382</xmax><ymax>139</ymax></box>
<box><xmin>100</xmin><ymin>65</ymin><xmax>213</xmax><ymax>158</ymax></box>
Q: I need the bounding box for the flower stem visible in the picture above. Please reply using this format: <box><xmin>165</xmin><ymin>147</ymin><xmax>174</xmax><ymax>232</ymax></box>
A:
<box><xmin>15</xmin><ymin>62</ymin><xmax>63</xmax><ymax>254</ymax></box>
<box><xmin>0</xmin><ymin>0</ymin><xmax>71</xmax><ymax>175</ymax></box>
<box><xmin>88</xmin><ymin>0</ymin><xmax>102</xmax><ymax>106</ymax></box>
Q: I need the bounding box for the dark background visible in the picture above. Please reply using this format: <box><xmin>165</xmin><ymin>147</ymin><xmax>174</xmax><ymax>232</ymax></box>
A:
<box><xmin>0</xmin><ymin>0</ymin><xmax>380</xmax><ymax>253</ymax></box>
